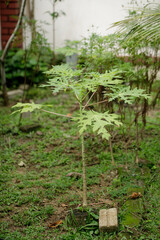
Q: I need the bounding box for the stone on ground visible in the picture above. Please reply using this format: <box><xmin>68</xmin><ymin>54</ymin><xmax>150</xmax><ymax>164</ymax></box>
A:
<box><xmin>19</xmin><ymin>123</ymin><xmax>41</xmax><ymax>132</ymax></box>
<box><xmin>99</xmin><ymin>208</ymin><xmax>118</xmax><ymax>233</ymax></box>
<box><xmin>18</xmin><ymin>161</ymin><xmax>26</xmax><ymax>167</ymax></box>
<box><xmin>19</xmin><ymin>84</ymin><xmax>29</xmax><ymax>90</ymax></box>
<box><xmin>66</xmin><ymin>172</ymin><xmax>82</xmax><ymax>179</ymax></box>
<box><xmin>8</xmin><ymin>89</ymin><xmax>23</xmax><ymax>99</ymax></box>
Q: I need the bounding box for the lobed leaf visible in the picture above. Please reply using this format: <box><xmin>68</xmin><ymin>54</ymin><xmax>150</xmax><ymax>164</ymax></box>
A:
<box><xmin>42</xmin><ymin>64</ymin><xmax>83</xmax><ymax>94</ymax></box>
<box><xmin>75</xmin><ymin>110</ymin><xmax>122</xmax><ymax>140</ymax></box>
<box><xmin>11</xmin><ymin>102</ymin><xmax>43</xmax><ymax>114</ymax></box>
<box><xmin>106</xmin><ymin>86</ymin><xmax>150</xmax><ymax>104</ymax></box>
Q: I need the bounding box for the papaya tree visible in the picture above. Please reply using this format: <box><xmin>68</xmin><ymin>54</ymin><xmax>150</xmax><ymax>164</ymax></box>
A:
<box><xmin>12</xmin><ymin>64</ymin><xmax>149</xmax><ymax>206</ymax></box>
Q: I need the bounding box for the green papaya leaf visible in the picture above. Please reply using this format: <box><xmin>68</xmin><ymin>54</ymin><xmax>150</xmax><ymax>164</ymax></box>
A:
<box><xmin>11</xmin><ymin>102</ymin><xmax>43</xmax><ymax>114</ymax></box>
<box><xmin>75</xmin><ymin>110</ymin><xmax>122</xmax><ymax>140</ymax></box>
<box><xmin>106</xmin><ymin>86</ymin><xmax>150</xmax><ymax>104</ymax></box>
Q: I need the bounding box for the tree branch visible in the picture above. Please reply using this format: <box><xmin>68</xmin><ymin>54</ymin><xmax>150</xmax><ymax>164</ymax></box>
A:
<box><xmin>83</xmin><ymin>91</ymin><xmax>96</xmax><ymax>110</ymax></box>
<box><xmin>40</xmin><ymin>109</ymin><xmax>75</xmax><ymax>118</ymax></box>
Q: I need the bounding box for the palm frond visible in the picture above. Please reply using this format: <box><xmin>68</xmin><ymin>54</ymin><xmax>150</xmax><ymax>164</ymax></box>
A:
<box><xmin>111</xmin><ymin>3</ymin><xmax>160</xmax><ymax>42</ymax></box>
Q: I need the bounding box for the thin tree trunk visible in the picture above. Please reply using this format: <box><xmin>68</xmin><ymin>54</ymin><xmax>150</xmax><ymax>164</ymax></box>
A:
<box><xmin>109</xmin><ymin>137</ymin><xmax>115</xmax><ymax>165</ymax></box>
<box><xmin>80</xmin><ymin>103</ymin><xmax>87</xmax><ymax>206</ymax></box>
<box><xmin>53</xmin><ymin>1</ymin><xmax>56</xmax><ymax>50</ymax></box>
<box><xmin>152</xmin><ymin>88</ymin><xmax>160</xmax><ymax>108</ymax></box>
<box><xmin>18</xmin><ymin>48</ymin><xmax>28</xmax><ymax>127</ymax></box>
<box><xmin>125</xmin><ymin>142</ymin><xmax>128</xmax><ymax>169</ymax></box>
<box><xmin>142</xmin><ymin>98</ymin><xmax>148</xmax><ymax>127</ymax></box>
<box><xmin>31</xmin><ymin>0</ymin><xmax>36</xmax><ymax>40</ymax></box>
<box><xmin>135</xmin><ymin>115</ymin><xmax>139</xmax><ymax>164</ymax></box>
<box><xmin>124</xmin><ymin>138</ymin><xmax>130</xmax><ymax>169</ymax></box>
<box><xmin>26</xmin><ymin>0</ymin><xmax>35</xmax><ymax>40</ymax></box>
<box><xmin>0</xmin><ymin>61</ymin><xmax>8</xmax><ymax>105</ymax></box>
<box><xmin>81</xmin><ymin>133</ymin><xmax>87</xmax><ymax>206</ymax></box>
<box><xmin>0</xmin><ymin>0</ymin><xmax>27</xmax><ymax>105</ymax></box>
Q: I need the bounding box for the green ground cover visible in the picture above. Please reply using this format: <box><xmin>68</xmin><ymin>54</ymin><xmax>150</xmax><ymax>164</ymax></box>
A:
<box><xmin>0</xmin><ymin>90</ymin><xmax>160</xmax><ymax>240</ymax></box>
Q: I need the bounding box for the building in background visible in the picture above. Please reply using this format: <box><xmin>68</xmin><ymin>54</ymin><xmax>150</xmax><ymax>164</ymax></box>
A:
<box><xmin>0</xmin><ymin>0</ymin><xmax>22</xmax><ymax>49</ymax></box>
<box><xmin>0</xmin><ymin>0</ymin><xmax>154</xmax><ymax>50</ymax></box>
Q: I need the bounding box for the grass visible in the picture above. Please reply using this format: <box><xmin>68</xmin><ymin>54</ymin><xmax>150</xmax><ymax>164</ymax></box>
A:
<box><xmin>0</xmin><ymin>89</ymin><xmax>160</xmax><ymax>239</ymax></box>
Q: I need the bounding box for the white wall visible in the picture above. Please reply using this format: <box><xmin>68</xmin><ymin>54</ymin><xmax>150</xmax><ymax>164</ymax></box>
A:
<box><xmin>23</xmin><ymin>0</ymin><xmax>54</xmax><ymax>49</ymax></box>
<box><xmin>55</xmin><ymin>0</ymin><xmax>130</xmax><ymax>47</ymax></box>
<box><xmin>34</xmin><ymin>0</ymin><xmax>54</xmax><ymax>46</ymax></box>
<box><xmin>26</xmin><ymin>0</ymin><xmax>155</xmax><ymax>49</ymax></box>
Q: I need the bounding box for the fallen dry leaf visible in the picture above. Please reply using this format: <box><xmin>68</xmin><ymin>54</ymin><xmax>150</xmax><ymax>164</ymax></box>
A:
<box><xmin>129</xmin><ymin>192</ymin><xmax>143</xmax><ymax>199</ymax></box>
<box><xmin>98</xmin><ymin>198</ymin><xmax>113</xmax><ymax>206</ymax></box>
<box><xmin>18</xmin><ymin>161</ymin><xmax>26</xmax><ymax>167</ymax></box>
<box><xmin>66</xmin><ymin>172</ymin><xmax>82</xmax><ymax>179</ymax></box>
<box><xmin>36</xmin><ymin>131</ymin><xmax>43</xmax><ymax>136</ymax></box>
<box><xmin>15</xmin><ymin>179</ymin><xmax>21</xmax><ymax>183</ymax></box>
<box><xmin>61</xmin><ymin>203</ymin><xmax>67</xmax><ymax>207</ymax></box>
<box><xmin>48</xmin><ymin>220</ymin><xmax>63</xmax><ymax>228</ymax></box>
<box><xmin>67</xmin><ymin>113</ymin><xmax>72</xmax><ymax>117</ymax></box>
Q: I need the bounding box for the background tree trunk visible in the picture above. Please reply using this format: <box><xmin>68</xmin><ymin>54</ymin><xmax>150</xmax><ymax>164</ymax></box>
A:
<box><xmin>26</xmin><ymin>0</ymin><xmax>36</xmax><ymax>41</ymax></box>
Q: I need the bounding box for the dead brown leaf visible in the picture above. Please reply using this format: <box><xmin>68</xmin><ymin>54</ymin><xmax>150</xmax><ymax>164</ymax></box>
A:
<box><xmin>67</xmin><ymin>113</ymin><xmax>72</xmax><ymax>117</ymax></box>
<box><xmin>48</xmin><ymin>220</ymin><xmax>63</xmax><ymax>228</ymax></box>
<box><xmin>61</xmin><ymin>203</ymin><xmax>67</xmax><ymax>207</ymax></box>
<box><xmin>129</xmin><ymin>192</ymin><xmax>143</xmax><ymax>199</ymax></box>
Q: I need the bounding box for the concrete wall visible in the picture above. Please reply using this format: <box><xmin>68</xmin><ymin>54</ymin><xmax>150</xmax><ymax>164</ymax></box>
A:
<box><xmin>54</xmin><ymin>0</ymin><xmax>129</xmax><ymax>48</ymax></box>
<box><xmin>30</xmin><ymin>0</ymin><xmax>151</xmax><ymax>49</ymax></box>
<box><xmin>1</xmin><ymin>0</ymin><xmax>157</xmax><ymax>50</ymax></box>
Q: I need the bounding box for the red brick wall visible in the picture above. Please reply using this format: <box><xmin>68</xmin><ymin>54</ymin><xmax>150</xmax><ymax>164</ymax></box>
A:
<box><xmin>0</xmin><ymin>0</ymin><xmax>22</xmax><ymax>49</ymax></box>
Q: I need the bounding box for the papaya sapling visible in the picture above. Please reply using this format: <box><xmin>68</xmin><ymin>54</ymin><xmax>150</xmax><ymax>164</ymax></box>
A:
<box><xmin>12</xmin><ymin>64</ymin><xmax>149</xmax><ymax>206</ymax></box>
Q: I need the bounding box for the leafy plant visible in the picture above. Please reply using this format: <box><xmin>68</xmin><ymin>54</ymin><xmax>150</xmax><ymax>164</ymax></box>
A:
<box><xmin>0</xmin><ymin>46</ymin><xmax>52</xmax><ymax>88</ymax></box>
<box><xmin>107</xmin><ymin>86</ymin><xmax>150</xmax><ymax>104</ymax></box>
<box><xmin>77</xmin><ymin>110</ymin><xmax>121</xmax><ymax>140</ymax></box>
<box><xmin>12</xmin><ymin>63</ymin><xmax>149</xmax><ymax>206</ymax></box>
<box><xmin>56</xmin><ymin>40</ymin><xmax>80</xmax><ymax>57</ymax></box>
